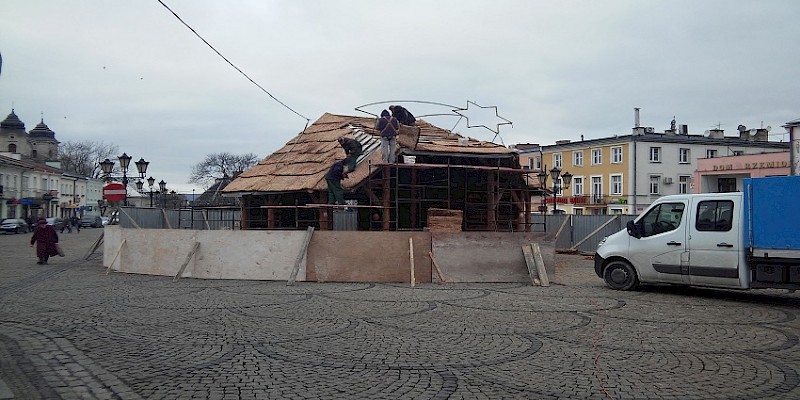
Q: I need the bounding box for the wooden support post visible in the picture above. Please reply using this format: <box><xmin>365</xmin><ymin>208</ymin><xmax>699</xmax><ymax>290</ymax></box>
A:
<box><xmin>85</xmin><ymin>231</ymin><xmax>104</xmax><ymax>260</ymax></box>
<box><xmin>118</xmin><ymin>207</ymin><xmax>141</xmax><ymax>229</ymax></box>
<box><xmin>382</xmin><ymin>166</ymin><xmax>391</xmax><ymax>231</ymax></box>
<box><xmin>267</xmin><ymin>208</ymin><xmax>275</xmax><ymax>229</ymax></box>
<box><xmin>202</xmin><ymin>210</ymin><xmax>211</xmax><ymax>230</ymax></box>
<box><xmin>173</xmin><ymin>242</ymin><xmax>201</xmax><ymax>282</ymax></box>
<box><xmin>429</xmin><ymin>251</ymin><xmax>446</xmax><ymax>283</ymax></box>
<box><xmin>532</xmin><ymin>243</ymin><xmax>549</xmax><ymax>287</ymax></box>
<box><xmin>161</xmin><ymin>208</ymin><xmax>172</xmax><ymax>229</ymax></box>
<box><xmin>287</xmin><ymin>226</ymin><xmax>314</xmax><ymax>286</ymax></box>
<box><xmin>409</xmin><ymin>237</ymin><xmax>415</xmax><ymax>287</ymax></box>
<box><xmin>571</xmin><ymin>215</ymin><xmax>620</xmax><ymax>250</ymax></box>
<box><xmin>105</xmin><ymin>239</ymin><xmax>126</xmax><ymax>275</ymax></box>
<box><xmin>522</xmin><ymin>244</ymin><xmax>541</xmax><ymax>286</ymax></box>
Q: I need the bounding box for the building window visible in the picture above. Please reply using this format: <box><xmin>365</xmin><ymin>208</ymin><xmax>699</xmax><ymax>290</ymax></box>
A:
<box><xmin>649</xmin><ymin>175</ymin><xmax>660</xmax><ymax>194</ymax></box>
<box><xmin>707</xmin><ymin>149</ymin><xmax>718</xmax><ymax>158</ymax></box>
<box><xmin>573</xmin><ymin>151</ymin><xmax>583</xmax><ymax>167</ymax></box>
<box><xmin>553</xmin><ymin>153</ymin><xmax>562</xmax><ymax>169</ymax></box>
<box><xmin>8</xmin><ymin>144</ymin><xmax>16</xmax><ymax>153</ymax></box>
<box><xmin>610</xmin><ymin>175</ymin><xmax>622</xmax><ymax>195</ymax></box>
<box><xmin>611</xmin><ymin>146</ymin><xmax>623</xmax><ymax>163</ymax></box>
<box><xmin>591</xmin><ymin>149</ymin><xmax>602</xmax><ymax>165</ymax></box>
<box><xmin>534</xmin><ymin>156</ymin><xmax>541</xmax><ymax>170</ymax></box>
<box><xmin>679</xmin><ymin>148</ymin><xmax>690</xmax><ymax>164</ymax></box>
<box><xmin>649</xmin><ymin>147</ymin><xmax>661</xmax><ymax>162</ymax></box>
<box><xmin>572</xmin><ymin>177</ymin><xmax>584</xmax><ymax>196</ymax></box>
<box><xmin>574</xmin><ymin>208</ymin><xmax>584</xmax><ymax>215</ymax></box>
<box><xmin>610</xmin><ymin>208</ymin><xmax>624</xmax><ymax>215</ymax></box>
<box><xmin>591</xmin><ymin>176</ymin><xmax>603</xmax><ymax>203</ymax></box>
<box><xmin>732</xmin><ymin>150</ymin><xmax>744</xmax><ymax>156</ymax></box>
<box><xmin>679</xmin><ymin>175</ymin><xmax>691</xmax><ymax>194</ymax></box>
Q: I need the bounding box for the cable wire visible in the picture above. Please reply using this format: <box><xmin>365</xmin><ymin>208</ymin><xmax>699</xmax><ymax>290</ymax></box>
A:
<box><xmin>156</xmin><ymin>0</ymin><xmax>310</xmax><ymax>123</ymax></box>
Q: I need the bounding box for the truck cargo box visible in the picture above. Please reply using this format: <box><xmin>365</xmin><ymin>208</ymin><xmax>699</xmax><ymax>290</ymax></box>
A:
<box><xmin>743</xmin><ymin>176</ymin><xmax>800</xmax><ymax>254</ymax></box>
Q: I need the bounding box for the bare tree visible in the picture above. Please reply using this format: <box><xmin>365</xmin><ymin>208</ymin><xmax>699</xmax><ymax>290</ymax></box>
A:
<box><xmin>189</xmin><ymin>152</ymin><xmax>259</xmax><ymax>188</ymax></box>
<box><xmin>58</xmin><ymin>140</ymin><xmax>119</xmax><ymax>178</ymax></box>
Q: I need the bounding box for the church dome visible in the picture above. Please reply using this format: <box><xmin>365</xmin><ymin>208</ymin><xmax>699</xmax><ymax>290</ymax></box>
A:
<box><xmin>29</xmin><ymin>119</ymin><xmax>56</xmax><ymax>139</ymax></box>
<box><xmin>0</xmin><ymin>109</ymin><xmax>26</xmax><ymax>131</ymax></box>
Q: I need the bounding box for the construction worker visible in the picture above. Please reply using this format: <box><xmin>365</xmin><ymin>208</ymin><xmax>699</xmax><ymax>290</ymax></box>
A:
<box><xmin>338</xmin><ymin>136</ymin><xmax>362</xmax><ymax>173</ymax></box>
<box><xmin>326</xmin><ymin>160</ymin><xmax>346</xmax><ymax>205</ymax></box>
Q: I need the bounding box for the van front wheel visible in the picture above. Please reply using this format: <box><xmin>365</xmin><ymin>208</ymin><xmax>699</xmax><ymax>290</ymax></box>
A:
<box><xmin>603</xmin><ymin>260</ymin><xmax>639</xmax><ymax>291</ymax></box>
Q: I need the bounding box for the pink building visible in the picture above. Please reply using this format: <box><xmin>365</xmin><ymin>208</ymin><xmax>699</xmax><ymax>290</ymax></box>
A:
<box><xmin>694</xmin><ymin>151</ymin><xmax>790</xmax><ymax>193</ymax></box>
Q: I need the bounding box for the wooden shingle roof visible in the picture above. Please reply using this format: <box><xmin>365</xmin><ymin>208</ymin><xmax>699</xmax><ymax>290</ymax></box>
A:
<box><xmin>223</xmin><ymin>113</ymin><xmax>513</xmax><ymax>194</ymax></box>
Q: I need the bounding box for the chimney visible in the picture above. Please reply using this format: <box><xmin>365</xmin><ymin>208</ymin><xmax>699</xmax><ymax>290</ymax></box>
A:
<box><xmin>679</xmin><ymin>124</ymin><xmax>688</xmax><ymax>134</ymax></box>
<box><xmin>634</xmin><ymin>108</ymin><xmax>641</xmax><ymax>128</ymax></box>
<box><xmin>707</xmin><ymin>129</ymin><xmax>724</xmax><ymax>139</ymax></box>
<box><xmin>555</xmin><ymin>140</ymin><xmax>571</xmax><ymax>145</ymax></box>
<box><xmin>753</xmin><ymin>128</ymin><xmax>768</xmax><ymax>141</ymax></box>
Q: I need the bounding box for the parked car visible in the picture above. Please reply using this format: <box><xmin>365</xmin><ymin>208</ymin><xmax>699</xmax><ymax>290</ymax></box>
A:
<box><xmin>46</xmin><ymin>217</ymin><xmax>65</xmax><ymax>231</ymax></box>
<box><xmin>79</xmin><ymin>215</ymin><xmax>103</xmax><ymax>228</ymax></box>
<box><xmin>1</xmin><ymin>218</ymin><xmax>30</xmax><ymax>234</ymax></box>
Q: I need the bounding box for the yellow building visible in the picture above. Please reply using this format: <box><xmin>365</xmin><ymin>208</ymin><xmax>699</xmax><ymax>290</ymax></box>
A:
<box><xmin>517</xmin><ymin>138</ymin><xmax>631</xmax><ymax>215</ymax></box>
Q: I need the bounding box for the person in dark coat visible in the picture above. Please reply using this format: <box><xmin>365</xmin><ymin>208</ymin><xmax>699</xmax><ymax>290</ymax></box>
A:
<box><xmin>30</xmin><ymin>218</ymin><xmax>59</xmax><ymax>265</ymax></box>
<box><xmin>338</xmin><ymin>136</ymin><xmax>363</xmax><ymax>173</ymax></box>
<box><xmin>376</xmin><ymin>109</ymin><xmax>399</xmax><ymax>163</ymax></box>
<box><xmin>389</xmin><ymin>105</ymin><xmax>416</xmax><ymax>126</ymax></box>
<box><xmin>71</xmin><ymin>215</ymin><xmax>81</xmax><ymax>232</ymax></box>
<box><xmin>326</xmin><ymin>160</ymin><xmax>347</xmax><ymax>205</ymax></box>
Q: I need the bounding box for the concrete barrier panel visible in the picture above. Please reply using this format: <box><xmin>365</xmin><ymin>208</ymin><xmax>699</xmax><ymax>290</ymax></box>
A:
<box><xmin>432</xmin><ymin>232</ymin><xmax>555</xmax><ymax>283</ymax></box>
<box><xmin>104</xmin><ymin>228</ymin><xmax>308</xmax><ymax>281</ymax></box>
<box><xmin>307</xmin><ymin>232</ymin><xmax>432</xmax><ymax>283</ymax></box>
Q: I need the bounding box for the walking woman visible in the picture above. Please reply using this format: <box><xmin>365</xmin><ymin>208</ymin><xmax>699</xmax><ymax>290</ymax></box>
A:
<box><xmin>30</xmin><ymin>218</ymin><xmax>59</xmax><ymax>265</ymax></box>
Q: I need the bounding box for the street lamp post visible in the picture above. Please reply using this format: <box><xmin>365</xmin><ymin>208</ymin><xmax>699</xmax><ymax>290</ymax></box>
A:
<box><xmin>536</xmin><ymin>166</ymin><xmax>572</xmax><ymax>214</ymax></box>
<box><xmin>159</xmin><ymin>180</ymin><xmax>167</xmax><ymax>208</ymax></box>
<box><xmin>134</xmin><ymin>176</ymin><xmax>160</xmax><ymax>207</ymax></box>
<box><xmin>99</xmin><ymin>153</ymin><xmax>149</xmax><ymax>207</ymax></box>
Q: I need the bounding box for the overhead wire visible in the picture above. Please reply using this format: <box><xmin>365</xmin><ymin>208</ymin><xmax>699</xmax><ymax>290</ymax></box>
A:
<box><xmin>156</xmin><ymin>0</ymin><xmax>310</xmax><ymax>126</ymax></box>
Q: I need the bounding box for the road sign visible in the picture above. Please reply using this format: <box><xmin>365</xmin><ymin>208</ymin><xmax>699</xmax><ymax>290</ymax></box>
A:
<box><xmin>103</xmin><ymin>183</ymin><xmax>127</xmax><ymax>202</ymax></box>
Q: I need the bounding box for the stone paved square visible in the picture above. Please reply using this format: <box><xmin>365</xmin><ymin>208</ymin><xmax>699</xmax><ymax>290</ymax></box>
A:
<box><xmin>2</xmin><ymin>229</ymin><xmax>800</xmax><ymax>399</ymax></box>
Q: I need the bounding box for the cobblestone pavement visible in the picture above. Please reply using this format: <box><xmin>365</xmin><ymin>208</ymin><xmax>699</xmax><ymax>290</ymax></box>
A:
<box><xmin>2</xmin><ymin>229</ymin><xmax>800</xmax><ymax>399</ymax></box>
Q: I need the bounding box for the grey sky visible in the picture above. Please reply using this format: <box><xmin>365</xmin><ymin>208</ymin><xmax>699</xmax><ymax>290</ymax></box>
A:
<box><xmin>2</xmin><ymin>0</ymin><xmax>798</xmax><ymax>193</ymax></box>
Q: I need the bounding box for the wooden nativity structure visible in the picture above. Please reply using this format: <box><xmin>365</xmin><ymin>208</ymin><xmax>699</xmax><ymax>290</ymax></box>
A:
<box><xmin>222</xmin><ymin>113</ymin><xmax>543</xmax><ymax>231</ymax></box>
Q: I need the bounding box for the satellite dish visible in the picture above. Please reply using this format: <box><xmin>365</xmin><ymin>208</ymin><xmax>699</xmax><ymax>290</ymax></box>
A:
<box><xmin>767</xmin><ymin>126</ymin><xmax>772</xmax><ymax>132</ymax></box>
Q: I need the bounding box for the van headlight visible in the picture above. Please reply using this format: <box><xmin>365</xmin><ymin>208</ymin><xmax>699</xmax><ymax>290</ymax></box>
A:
<box><xmin>597</xmin><ymin>236</ymin><xmax>607</xmax><ymax>248</ymax></box>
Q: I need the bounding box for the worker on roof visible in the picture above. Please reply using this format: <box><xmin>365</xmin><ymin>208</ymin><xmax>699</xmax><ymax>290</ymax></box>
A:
<box><xmin>389</xmin><ymin>105</ymin><xmax>416</xmax><ymax>126</ymax></box>
<box><xmin>376</xmin><ymin>109</ymin><xmax>399</xmax><ymax>163</ymax></box>
<box><xmin>338</xmin><ymin>136</ymin><xmax>363</xmax><ymax>173</ymax></box>
<box><xmin>326</xmin><ymin>159</ymin><xmax>347</xmax><ymax>205</ymax></box>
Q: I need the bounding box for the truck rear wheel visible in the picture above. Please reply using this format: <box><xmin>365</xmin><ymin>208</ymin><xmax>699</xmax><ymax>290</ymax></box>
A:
<box><xmin>603</xmin><ymin>260</ymin><xmax>639</xmax><ymax>290</ymax></box>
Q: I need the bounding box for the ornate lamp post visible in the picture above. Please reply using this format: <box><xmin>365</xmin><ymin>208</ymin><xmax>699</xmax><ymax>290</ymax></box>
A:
<box><xmin>99</xmin><ymin>153</ymin><xmax>149</xmax><ymax>206</ymax></box>
<box><xmin>159</xmin><ymin>180</ymin><xmax>167</xmax><ymax>208</ymax></box>
<box><xmin>135</xmin><ymin>176</ymin><xmax>160</xmax><ymax>207</ymax></box>
<box><xmin>536</xmin><ymin>166</ymin><xmax>572</xmax><ymax>214</ymax></box>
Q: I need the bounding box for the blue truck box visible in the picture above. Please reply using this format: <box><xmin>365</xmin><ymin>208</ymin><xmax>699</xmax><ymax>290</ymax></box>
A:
<box><xmin>743</xmin><ymin>176</ymin><xmax>800</xmax><ymax>252</ymax></box>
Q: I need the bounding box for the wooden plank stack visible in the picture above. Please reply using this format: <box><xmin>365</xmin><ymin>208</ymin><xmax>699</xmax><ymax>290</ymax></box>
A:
<box><xmin>427</xmin><ymin>208</ymin><xmax>463</xmax><ymax>232</ymax></box>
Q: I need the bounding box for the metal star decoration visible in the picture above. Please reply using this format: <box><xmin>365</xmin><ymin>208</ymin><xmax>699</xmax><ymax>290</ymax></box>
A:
<box><xmin>452</xmin><ymin>100</ymin><xmax>512</xmax><ymax>135</ymax></box>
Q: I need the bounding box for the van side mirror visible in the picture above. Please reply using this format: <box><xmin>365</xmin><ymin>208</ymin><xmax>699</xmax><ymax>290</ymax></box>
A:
<box><xmin>627</xmin><ymin>220</ymin><xmax>642</xmax><ymax>239</ymax></box>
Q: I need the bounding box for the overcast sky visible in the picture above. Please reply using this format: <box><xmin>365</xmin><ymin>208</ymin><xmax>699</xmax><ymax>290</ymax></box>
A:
<box><xmin>2</xmin><ymin>0</ymin><xmax>798</xmax><ymax>194</ymax></box>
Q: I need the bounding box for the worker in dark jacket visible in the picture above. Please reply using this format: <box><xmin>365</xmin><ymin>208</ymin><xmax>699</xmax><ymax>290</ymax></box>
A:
<box><xmin>338</xmin><ymin>136</ymin><xmax>363</xmax><ymax>173</ymax></box>
<box><xmin>326</xmin><ymin>160</ymin><xmax>346</xmax><ymax>205</ymax></box>
<box><xmin>389</xmin><ymin>105</ymin><xmax>416</xmax><ymax>126</ymax></box>
<box><xmin>376</xmin><ymin>109</ymin><xmax>399</xmax><ymax>163</ymax></box>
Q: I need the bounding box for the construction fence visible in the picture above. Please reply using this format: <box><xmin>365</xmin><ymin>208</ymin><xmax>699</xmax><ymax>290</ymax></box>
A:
<box><xmin>116</xmin><ymin>207</ymin><xmax>634</xmax><ymax>254</ymax></box>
